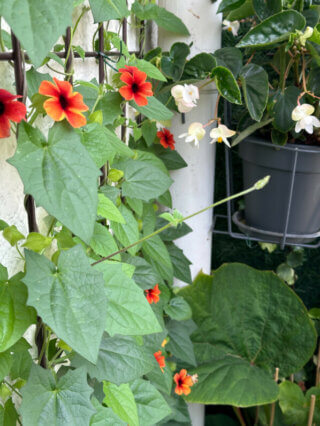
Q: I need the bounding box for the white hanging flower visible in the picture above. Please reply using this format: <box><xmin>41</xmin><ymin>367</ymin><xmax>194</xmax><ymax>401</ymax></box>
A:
<box><xmin>292</xmin><ymin>104</ymin><xmax>320</xmax><ymax>134</ymax></box>
<box><xmin>171</xmin><ymin>84</ymin><xmax>199</xmax><ymax>113</ymax></box>
<box><xmin>179</xmin><ymin>122</ymin><xmax>206</xmax><ymax>148</ymax></box>
<box><xmin>209</xmin><ymin>124</ymin><xmax>236</xmax><ymax>147</ymax></box>
<box><xmin>297</xmin><ymin>26</ymin><xmax>313</xmax><ymax>46</ymax></box>
<box><xmin>222</xmin><ymin>19</ymin><xmax>240</xmax><ymax>37</ymax></box>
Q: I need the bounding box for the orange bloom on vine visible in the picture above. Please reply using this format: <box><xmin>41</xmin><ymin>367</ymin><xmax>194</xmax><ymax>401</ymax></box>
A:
<box><xmin>174</xmin><ymin>369</ymin><xmax>194</xmax><ymax>396</ymax></box>
<box><xmin>145</xmin><ymin>284</ymin><xmax>161</xmax><ymax>304</ymax></box>
<box><xmin>119</xmin><ymin>65</ymin><xmax>153</xmax><ymax>106</ymax></box>
<box><xmin>154</xmin><ymin>350</ymin><xmax>165</xmax><ymax>372</ymax></box>
<box><xmin>0</xmin><ymin>89</ymin><xmax>26</xmax><ymax>138</ymax></box>
<box><xmin>157</xmin><ymin>128</ymin><xmax>175</xmax><ymax>150</ymax></box>
<box><xmin>39</xmin><ymin>78</ymin><xmax>88</xmax><ymax>128</ymax></box>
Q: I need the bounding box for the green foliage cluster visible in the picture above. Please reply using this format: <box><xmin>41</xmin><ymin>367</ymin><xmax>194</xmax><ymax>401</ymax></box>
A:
<box><xmin>211</xmin><ymin>0</ymin><xmax>320</xmax><ymax>146</ymax></box>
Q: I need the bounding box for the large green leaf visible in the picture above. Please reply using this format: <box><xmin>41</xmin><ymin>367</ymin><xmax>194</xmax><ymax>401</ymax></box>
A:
<box><xmin>183</xmin><ymin>53</ymin><xmax>217</xmax><ymax>80</ymax></box>
<box><xmin>142</xmin><ymin>236</ymin><xmax>173</xmax><ymax>284</ymax></box>
<box><xmin>253</xmin><ymin>0</ymin><xmax>282</xmax><ymax>20</ymax></box>
<box><xmin>89</xmin><ymin>0</ymin><xmax>129</xmax><ymax>23</ymax></box>
<box><xmin>131</xmin><ymin>96</ymin><xmax>173</xmax><ymax>121</ymax></box>
<box><xmin>218</xmin><ymin>0</ymin><xmax>246</xmax><ymax>13</ymax></box>
<box><xmin>179</xmin><ymin>264</ymin><xmax>317</xmax><ymax>407</ymax></box>
<box><xmin>227</xmin><ymin>0</ymin><xmax>255</xmax><ymax>20</ymax></box>
<box><xmin>103</xmin><ymin>382</ymin><xmax>138</xmax><ymax>426</ymax></box>
<box><xmin>97</xmin><ymin>92</ymin><xmax>123</xmax><ymax>125</ymax></box>
<box><xmin>161</xmin><ymin>43</ymin><xmax>190</xmax><ymax>81</ymax></box>
<box><xmin>121</xmin><ymin>255</ymin><xmax>161</xmax><ymax>291</ymax></box>
<box><xmin>240</xmin><ymin>63</ymin><xmax>269</xmax><ymax>121</ymax></box>
<box><xmin>21</xmin><ymin>365</ymin><xmax>95</xmax><ymax>426</ymax></box>
<box><xmin>213</xmin><ymin>47</ymin><xmax>243</xmax><ymax>78</ymax></box>
<box><xmin>117</xmin><ymin>158</ymin><xmax>172</xmax><ymax>202</ymax></box>
<box><xmin>80</xmin><ymin>124</ymin><xmax>133</xmax><ymax>168</ymax></box>
<box><xmin>72</xmin><ymin>334</ymin><xmax>154</xmax><ymax>385</ymax></box>
<box><xmin>9</xmin><ymin>122</ymin><xmax>99</xmax><ymax>244</ymax></box>
<box><xmin>110</xmin><ymin>204</ymin><xmax>140</xmax><ymax>256</ymax></box>
<box><xmin>131</xmin><ymin>58</ymin><xmax>167</xmax><ymax>82</ymax></box>
<box><xmin>0</xmin><ymin>399</ymin><xmax>18</xmax><ymax>426</ymax></box>
<box><xmin>26</xmin><ymin>68</ymin><xmax>52</xmax><ymax>99</ymax></box>
<box><xmin>0</xmin><ymin>271</ymin><xmax>36</xmax><ymax>352</ymax></box>
<box><xmin>164</xmin><ymin>297</ymin><xmax>192</xmax><ymax>321</ymax></box>
<box><xmin>273</xmin><ymin>86</ymin><xmax>300</xmax><ymax>132</ymax></box>
<box><xmin>95</xmin><ymin>263</ymin><xmax>162</xmax><ymax>336</ymax></box>
<box><xmin>130</xmin><ymin>379</ymin><xmax>172</xmax><ymax>426</ymax></box>
<box><xmin>146</xmin><ymin>359</ymin><xmax>173</xmax><ymax>395</ymax></box>
<box><xmin>211</xmin><ymin>66</ymin><xmax>242</xmax><ymax>104</ymax></box>
<box><xmin>166</xmin><ymin>242</ymin><xmax>192</xmax><ymax>284</ymax></box>
<box><xmin>166</xmin><ymin>320</ymin><xmax>197</xmax><ymax>367</ymax></box>
<box><xmin>237</xmin><ymin>11</ymin><xmax>306</xmax><ymax>48</ymax></box>
<box><xmin>152</xmin><ymin>145</ymin><xmax>187</xmax><ymax>170</ymax></box>
<box><xmin>23</xmin><ymin>246</ymin><xmax>107</xmax><ymax>363</ymax></box>
<box><xmin>90</xmin><ymin>223</ymin><xmax>120</xmax><ymax>260</ymax></box>
<box><xmin>279</xmin><ymin>381</ymin><xmax>320</xmax><ymax>426</ymax></box>
<box><xmin>131</xmin><ymin>2</ymin><xmax>189</xmax><ymax>36</ymax></box>
<box><xmin>0</xmin><ymin>0</ymin><xmax>73</xmax><ymax>68</ymax></box>
<box><xmin>98</xmin><ymin>193</ymin><xmax>125</xmax><ymax>224</ymax></box>
<box><xmin>91</xmin><ymin>399</ymin><xmax>125</xmax><ymax>426</ymax></box>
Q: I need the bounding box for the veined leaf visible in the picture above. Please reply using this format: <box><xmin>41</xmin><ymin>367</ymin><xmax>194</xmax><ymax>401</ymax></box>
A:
<box><xmin>89</xmin><ymin>0</ymin><xmax>129</xmax><ymax>23</ymax></box>
<box><xmin>237</xmin><ymin>11</ymin><xmax>306</xmax><ymax>48</ymax></box>
<box><xmin>211</xmin><ymin>66</ymin><xmax>242</xmax><ymax>104</ymax></box>
<box><xmin>23</xmin><ymin>246</ymin><xmax>107</xmax><ymax>363</ymax></box>
<box><xmin>0</xmin><ymin>0</ymin><xmax>73</xmax><ymax>68</ymax></box>
<box><xmin>103</xmin><ymin>382</ymin><xmax>138</xmax><ymax>426</ymax></box>
<box><xmin>21</xmin><ymin>365</ymin><xmax>95</xmax><ymax>426</ymax></box>
<box><xmin>9</xmin><ymin>122</ymin><xmax>99</xmax><ymax>244</ymax></box>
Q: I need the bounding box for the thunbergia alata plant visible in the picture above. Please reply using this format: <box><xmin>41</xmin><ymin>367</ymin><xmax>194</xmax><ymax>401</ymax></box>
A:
<box><xmin>0</xmin><ymin>1</ymin><xmax>268</xmax><ymax>425</ymax></box>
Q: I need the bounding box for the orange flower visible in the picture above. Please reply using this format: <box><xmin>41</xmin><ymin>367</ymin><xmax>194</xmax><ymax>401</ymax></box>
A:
<box><xmin>154</xmin><ymin>350</ymin><xmax>165</xmax><ymax>372</ymax></box>
<box><xmin>39</xmin><ymin>77</ymin><xmax>88</xmax><ymax>128</ymax></box>
<box><xmin>157</xmin><ymin>128</ymin><xmax>175</xmax><ymax>150</ymax></box>
<box><xmin>145</xmin><ymin>284</ymin><xmax>161</xmax><ymax>304</ymax></box>
<box><xmin>174</xmin><ymin>369</ymin><xmax>194</xmax><ymax>396</ymax></box>
<box><xmin>119</xmin><ymin>65</ymin><xmax>153</xmax><ymax>106</ymax></box>
<box><xmin>0</xmin><ymin>89</ymin><xmax>26</xmax><ymax>138</ymax></box>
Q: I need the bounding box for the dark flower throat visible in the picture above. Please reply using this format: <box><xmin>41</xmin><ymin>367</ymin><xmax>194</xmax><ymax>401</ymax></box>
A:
<box><xmin>59</xmin><ymin>95</ymin><xmax>68</xmax><ymax>109</ymax></box>
<box><xmin>0</xmin><ymin>101</ymin><xmax>5</xmax><ymax>116</ymax></box>
<box><xmin>131</xmin><ymin>83</ymin><xmax>139</xmax><ymax>93</ymax></box>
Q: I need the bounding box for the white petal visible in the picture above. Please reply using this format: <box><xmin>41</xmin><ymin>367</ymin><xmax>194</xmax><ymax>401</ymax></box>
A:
<box><xmin>295</xmin><ymin>121</ymin><xmax>302</xmax><ymax>133</ymax></box>
<box><xmin>218</xmin><ymin>124</ymin><xmax>236</xmax><ymax>138</ymax></box>
<box><xmin>311</xmin><ymin>116</ymin><xmax>320</xmax><ymax>128</ymax></box>
<box><xmin>210</xmin><ymin>127</ymin><xmax>221</xmax><ymax>138</ymax></box>
<box><xmin>179</xmin><ymin>133</ymin><xmax>188</xmax><ymax>139</ymax></box>
<box><xmin>305</xmin><ymin>123</ymin><xmax>314</xmax><ymax>134</ymax></box>
<box><xmin>222</xmin><ymin>137</ymin><xmax>231</xmax><ymax>148</ymax></box>
<box><xmin>185</xmin><ymin>135</ymin><xmax>195</xmax><ymax>143</ymax></box>
<box><xmin>171</xmin><ymin>85</ymin><xmax>184</xmax><ymax>100</ymax></box>
<box><xmin>292</xmin><ymin>103</ymin><xmax>315</xmax><ymax>121</ymax></box>
<box><xmin>210</xmin><ymin>138</ymin><xmax>217</xmax><ymax>144</ymax></box>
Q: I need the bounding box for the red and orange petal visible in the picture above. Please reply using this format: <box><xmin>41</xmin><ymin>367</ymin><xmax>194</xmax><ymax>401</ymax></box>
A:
<box><xmin>157</xmin><ymin>129</ymin><xmax>175</xmax><ymax>150</ymax></box>
<box><xmin>154</xmin><ymin>350</ymin><xmax>166</xmax><ymax>372</ymax></box>
<box><xmin>0</xmin><ymin>89</ymin><xmax>27</xmax><ymax>139</ymax></box>
<box><xmin>145</xmin><ymin>284</ymin><xmax>161</xmax><ymax>304</ymax></box>
<box><xmin>39</xmin><ymin>78</ymin><xmax>88</xmax><ymax>128</ymax></box>
<box><xmin>174</xmin><ymin>369</ymin><xmax>194</xmax><ymax>396</ymax></box>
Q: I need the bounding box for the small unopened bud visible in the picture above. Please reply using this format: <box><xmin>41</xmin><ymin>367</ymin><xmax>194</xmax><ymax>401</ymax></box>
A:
<box><xmin>254</xmin><ymin>175</ymin><xmax>270</xmax><ymax>190</ymax></box>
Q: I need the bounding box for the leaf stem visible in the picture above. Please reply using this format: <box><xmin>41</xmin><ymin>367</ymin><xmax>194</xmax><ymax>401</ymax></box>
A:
<box><xmin>3</xmin><ymin>380</ymin><xmax>22</xmax><ymax>398</ymax></box>
<box><xmin>92</xmin><ymin>176</ymin><xmax>270</xmax><ymax>266</ymax></box>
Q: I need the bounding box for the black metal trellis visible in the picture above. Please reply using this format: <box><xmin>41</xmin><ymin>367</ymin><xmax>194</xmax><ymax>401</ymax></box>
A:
<box><xmin>3</xmin><ymin>16</ymin><xmax>137</xmax><ymax>365</ymax></box>
<box><xmin>212</xmin><ymin>102</ymin><xmax>320</xmax><ymax>250</ymax></box>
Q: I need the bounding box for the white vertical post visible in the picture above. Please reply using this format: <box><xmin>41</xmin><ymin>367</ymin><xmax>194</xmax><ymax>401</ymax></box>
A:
<box><xmin>157</xmin><ymin>1</ymin><xmax>222</xmax><ymax>425</ymax></box>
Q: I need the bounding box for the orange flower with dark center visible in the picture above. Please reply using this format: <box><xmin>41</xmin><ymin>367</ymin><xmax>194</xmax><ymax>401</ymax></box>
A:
<box><xmin>154</xmin><ymin>350</ymin><xmax>165</xmax><ymax>372</ymax></box>
<box><xmin>39</xmin><ymin>77</ymin><xmax>88</xmax><ymax>128</ymax></box>
<box><xmin>145</xmin><ymin>284</ymin><xmax>161</xmax><ymax>304</ymax></box>
<box><xmin>174</xmin><ymin>369</ymin><xmax>194</xmax><ymax>396</ymax></box>
<box><xmin>119</xmin><ymin>65</ymin><xmax>153</xmax><ymax>106</ymax></box>
<box><xmin>157</xmin><ymin>128</ymin><xmax>175</xmax><ymax>150</ymax></box>
<box><xmin>0</xmin><ymin>89</ymin><xmax>26</xmax><ymax>138</ymax></box>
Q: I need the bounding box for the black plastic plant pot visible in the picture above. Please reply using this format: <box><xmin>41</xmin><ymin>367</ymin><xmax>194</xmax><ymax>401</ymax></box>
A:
<box><xmin>237</xmin><ymin>137</ymin><xmax>320</xmax><ymax>244</ymax></box>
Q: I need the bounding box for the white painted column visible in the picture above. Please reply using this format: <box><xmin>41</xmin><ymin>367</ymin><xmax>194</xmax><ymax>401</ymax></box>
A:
<box><xmin>157</xmin><ymin>1</ymin><xmax>222</xmax><ymax>425</ymax></box>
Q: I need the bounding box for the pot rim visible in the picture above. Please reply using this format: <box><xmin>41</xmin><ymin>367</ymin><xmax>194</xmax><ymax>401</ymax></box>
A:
<box><xmin>245</xmin><ymin>136</ymin><xmax>320</xmax><ymax>155</ymax></box>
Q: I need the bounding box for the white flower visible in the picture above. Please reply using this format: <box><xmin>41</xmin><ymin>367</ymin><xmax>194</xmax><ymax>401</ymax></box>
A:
<box><xmin>209</xmin><ymin>124</ymin><xmax>236</xmax><ymax>147</ymax></box>
<box><xmin>171</xmin><ymin>84</ymin><xmax>199</xmax><ymax>113</ymax></box>
<box><xmin>222</xmin><ymin>19</ymin><xmax>240</xmax><ymax>37</ymax></box>
<box><xmin>179</xmin><ymin>122</ymin><xmax>206</xmax><ymax>148</ymax></box>
<box><xmin>292</xmin><ymin>104</ymin><xmax>320</xmax><ymax>134</ymax></box>
<box><xmin>297</xmin><ymin>26</ymin><xmax>313</xmax><ymax>46</ymax></box>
